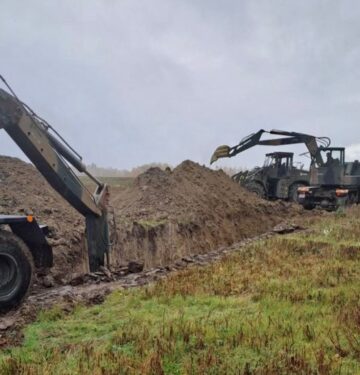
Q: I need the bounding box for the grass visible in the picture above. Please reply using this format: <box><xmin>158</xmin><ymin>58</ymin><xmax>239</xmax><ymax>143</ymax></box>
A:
<box><xmin>2</xmin><ymin>209</ymin><xmax>360</xmax><ymax>374</ymax></box>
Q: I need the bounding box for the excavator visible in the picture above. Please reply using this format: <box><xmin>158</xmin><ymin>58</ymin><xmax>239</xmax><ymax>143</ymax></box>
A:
<box><xmin>210</xmin><ymin>129</ymin><xmax>331</xmax><ymax>201</ymax></box>
<box><xmin>0</xmin><ymin>77</ymin><xmax>111</xmax><ymax>312</ymax></box>
<box><xmin>297</xmin><ymin>147</ymin><xmax>360</xmax><ymax>210</ymax></box>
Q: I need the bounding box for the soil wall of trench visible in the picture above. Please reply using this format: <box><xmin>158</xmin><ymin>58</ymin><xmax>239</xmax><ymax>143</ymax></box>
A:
<box><xmin>0</xmin><ymin>156</ymin><xmax>302</xmax><ymax>283</ymax></box>
<box><xmin>112</xmin><ymin>208</ymin><xmax>293</xmax><ymax>270</ymax></box>
<box><xmin>110</xmin><ymin>161</ymin><xmax>300</xmax><ymax>270</ymax></box>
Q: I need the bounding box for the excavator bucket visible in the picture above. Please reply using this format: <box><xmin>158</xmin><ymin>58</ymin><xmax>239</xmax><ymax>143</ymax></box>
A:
<box><xmin>210</xmin><ymin>145</ymin><xmax>231</xmax><ymax>164</ymax></box>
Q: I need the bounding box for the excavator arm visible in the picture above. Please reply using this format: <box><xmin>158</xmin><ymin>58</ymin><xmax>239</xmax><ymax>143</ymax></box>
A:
<box><xmin>210</xmin><ymin>129</ymin><xmax>330</xmax><ymax>166</ymax></box>
<box><xmin>0</xmin><ymin>85</ymin><xmax>110</xmax><ymax>272</ymax></box>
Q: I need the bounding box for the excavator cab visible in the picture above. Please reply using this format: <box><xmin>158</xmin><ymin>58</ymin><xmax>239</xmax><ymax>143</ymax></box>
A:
<box><xmin>312</xmin><ymin>148</ymin><xmax>344</xmax><ymax>168</ymax></box>
<box><xmin>298</xmin><ymin>147</ymin><xmax>354</xmax><ymax>211</ymax></box>
<box><xmin>310</xmin><ymin>147</ymin><xmax>345</xmax><ymax>186</ymax></box>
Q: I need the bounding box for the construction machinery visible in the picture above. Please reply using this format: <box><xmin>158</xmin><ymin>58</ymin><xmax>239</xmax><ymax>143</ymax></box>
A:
<box><xmin>210</xmin><ymin>129</ymin><xmax>331</xmax><ymax>201</ymax></box>
<box><xmin>297</xmin><ymin>147</ymin><xmax>360</xmax><ymax>210</ymax></box>
<box><xmin>0</xmin><ymin>77</ymin><xmax>111</xmax><ymax>311</ymax></box>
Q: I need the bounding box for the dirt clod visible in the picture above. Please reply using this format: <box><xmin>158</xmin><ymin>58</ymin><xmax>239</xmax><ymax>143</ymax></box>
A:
<box><xmin>128</xmin><ymin>261</ymin><xmax>145</xmax><ymax>273</ymax></box>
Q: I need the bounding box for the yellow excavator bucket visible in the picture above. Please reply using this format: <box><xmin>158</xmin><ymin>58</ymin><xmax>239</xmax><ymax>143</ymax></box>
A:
<box><xmin>210</xmin><ymin>145</ymin><xmax>231</xmax><ymax>164</ymax></box>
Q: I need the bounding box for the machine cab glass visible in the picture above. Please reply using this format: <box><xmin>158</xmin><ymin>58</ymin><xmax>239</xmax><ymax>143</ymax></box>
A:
<box><xmin>314</xmin><ymin>148</ymin><xmax>345</xmax><ymax>168</ymax></box>
<box><xmin>264</xmin><ymin>152</ymin><xmax>294</xmax><ymax>177</ymax></box>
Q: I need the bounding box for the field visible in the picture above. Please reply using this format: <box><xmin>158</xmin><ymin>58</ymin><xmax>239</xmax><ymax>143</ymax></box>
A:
<box><xmin>1</xmin><ymin>208</ymin><xmax>360</xmax><ymax>374</ymax></box>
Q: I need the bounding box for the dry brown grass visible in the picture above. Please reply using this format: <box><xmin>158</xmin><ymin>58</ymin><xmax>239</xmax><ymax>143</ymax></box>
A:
<box><xmin>2</xmin><ymin>208</ymin><xmax>360</xmax><ymax>374</ymax></box>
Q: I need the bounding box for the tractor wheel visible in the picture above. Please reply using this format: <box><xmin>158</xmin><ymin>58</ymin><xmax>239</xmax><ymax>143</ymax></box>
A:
<box><xmin>0</xmin><ymin>230</ymin><xmax>34</xmax><ymax>312</ymax></box>
<box><xmin>289</xmin><ymin>183</ymin><xmax>307</xmax><ymax>203</ymax></box>
<box><xmin>245</xmin><ymin>182</ymin><xmax>266</xmax><ymax>199</ymax></box>
<box><xmin>303</xmin><ymin>203</ymin><xmax>316</xmax><ymax>210</ymax></box>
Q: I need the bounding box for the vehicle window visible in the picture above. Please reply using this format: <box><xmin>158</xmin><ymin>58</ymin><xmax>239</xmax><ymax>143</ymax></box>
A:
<box><xmin>319</xmin><ymin>150</ymin><xmax>343</xmax><ymax>167</ymax></box>
<box><xmin>263</xmin><ymin>156</ymin><xmax>271</xmax><ymax>167</ymax></box>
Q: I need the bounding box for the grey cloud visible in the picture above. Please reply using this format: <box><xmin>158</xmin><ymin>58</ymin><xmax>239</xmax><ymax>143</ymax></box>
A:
<box><xmin>1</xmin><ymin>0</ymin><xmax>360</xmax><ymax>170</ymax></box>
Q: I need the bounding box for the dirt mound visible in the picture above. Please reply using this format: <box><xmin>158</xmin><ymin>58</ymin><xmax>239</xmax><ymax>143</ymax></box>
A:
<box><xmin>114</xmin><ymin>160</ymin><xmax>292</xmax><ymax>221</ymax></box>
<box><xmin>110</xmin><ymin>160</ymin><xmax>300</xmax><ymax>268</ymax></box>
<box><xmin>0</xmin><ymin>156</ymin><xmax>301</xmax><ymax>280</ymax></box>
<box><xmin>0</xmin><ymin>156</ymin><xmax>84</xmax><ymax>281</ymax></box>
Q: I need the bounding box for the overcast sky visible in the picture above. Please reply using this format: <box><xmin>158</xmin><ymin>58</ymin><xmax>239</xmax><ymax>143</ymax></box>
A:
<box><xmin>1</xmin><ymin>0</ymin><xmax>360</xmax><ymax>170</ymax></box>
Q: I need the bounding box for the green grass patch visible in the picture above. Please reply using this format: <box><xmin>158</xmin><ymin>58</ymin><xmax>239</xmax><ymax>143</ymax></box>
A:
<box><xmin>2</xmin><ymin>209</ymin><xmax>360</xmax><ymax>374</ymax></box>
<box><xmin>136</xmin><ymin>219</ymin><xmax>168</xmax><ymax>229</ymax></box>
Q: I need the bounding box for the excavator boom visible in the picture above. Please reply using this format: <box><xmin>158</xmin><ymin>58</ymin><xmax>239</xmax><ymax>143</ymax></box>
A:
<box><xmin>210</xmin><ymin>129</ymin><xmax>330</xmax><ymax>165</ymax></box>
<box><xmin>0</xmin><ymin>85</ymin><xmax>110</xmax><ymax>272</ymax></box>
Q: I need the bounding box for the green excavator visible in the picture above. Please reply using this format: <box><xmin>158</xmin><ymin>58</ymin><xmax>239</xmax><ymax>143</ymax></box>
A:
<box><xmin>210</xmin><ymin>129</ymin><xmax>331</xmax><ymax>201</ymax></box>
<box><xmin>0</xmin><ymin>76</ymin><xmax>111</xmax><ymax>312</ymax></box>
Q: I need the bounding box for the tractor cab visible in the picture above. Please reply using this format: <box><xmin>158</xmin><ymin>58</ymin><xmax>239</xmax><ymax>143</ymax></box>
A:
<box><xmin>263</xmin><ymin>152</ymin><xmax>294</xmax><ymax>178</ymax></box>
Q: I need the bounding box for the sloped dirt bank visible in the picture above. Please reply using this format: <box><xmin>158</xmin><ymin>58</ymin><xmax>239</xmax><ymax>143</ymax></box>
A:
<box><xmin>110</xmin><ymin>160</ymin><xmax>304</xmax><ymax>269</ymax></box>
<box><xmin>0</xmin><ymin>156</ymin><xmax>84</xmax><ymax>283</ymax></box>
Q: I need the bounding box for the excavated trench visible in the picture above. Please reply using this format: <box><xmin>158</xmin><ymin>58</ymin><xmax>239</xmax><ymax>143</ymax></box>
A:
<box><xmin>0</xmin><ymin>156</ymin><xmax>323</xmax><ymax>347</ymax></box>
<box><xmin>0</xmin><ymin>223</ymin><xmax>305</xmax><ymax>348</ymax></box>
<box><xmin>109</xmin><ymin>161</ymin><xmax>305</xmax><ymax>270</ymax></box>
<box><xmin>0</xmin><ymin>156</ymin><xmax>304</xmax><ymax>282</ymax></box>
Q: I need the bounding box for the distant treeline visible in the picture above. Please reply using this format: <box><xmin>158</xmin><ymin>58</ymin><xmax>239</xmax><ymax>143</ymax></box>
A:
<box><xmin>85</xmin><ymin>163</ymin><xmax>242</xmax><ymax>178</ymax></box>
<box><xmin>85</xmin><ymin>163</ymin><xmax>172</xmax><ymax>177</ymax></box>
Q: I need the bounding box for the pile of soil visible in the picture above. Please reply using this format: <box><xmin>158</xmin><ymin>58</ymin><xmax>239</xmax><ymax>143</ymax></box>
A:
<box><xmin>110</xmin><ymin>160</ymin><xmax>301</xmax><ymax>269</ymax></box>
<box><xmin>0</xmin><ymin>156</ymin><xmax>301</xmax><ymax>280</ymax></box>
